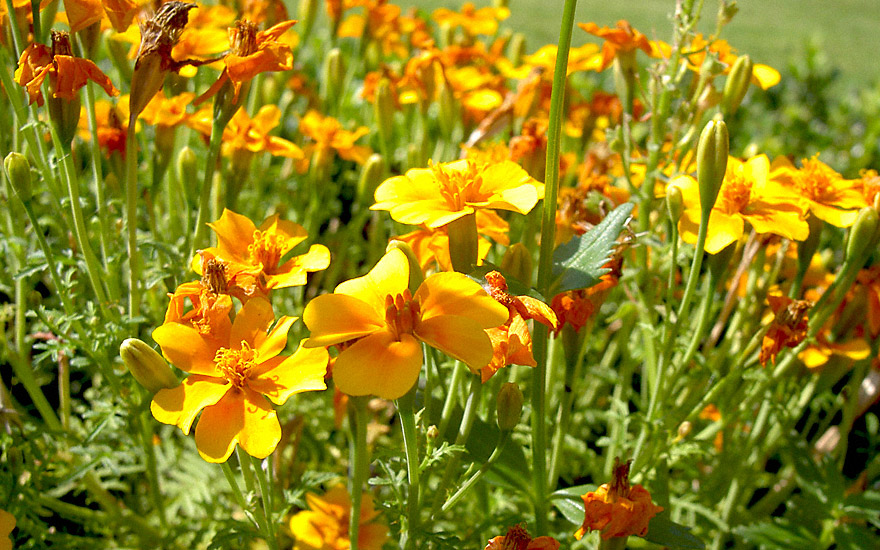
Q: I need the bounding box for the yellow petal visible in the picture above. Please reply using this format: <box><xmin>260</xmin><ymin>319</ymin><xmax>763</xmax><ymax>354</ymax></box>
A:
<box><xmin>230</xmin><ymin>297</ymin><xmax>275</xmax><ymax>349</ymax></box>
<box><xmin>303</xmin><ymin>294</ymin><xmax>385</xmax><ymax>347</ymax></box>
<box><xmin>208</xmin><ymin>209</ymin><xmax>257</xmax><ymax>259</ymax></box>
<box><xmin>151</xmin><ymin>376</ymin><xmax>230</xmax><ymax>434</ymax></box>
<box><xmin>269</xmin><ymin>244</ymin><xmax>331</xmax><ymax>289</ymax></box>
<box><xmin>248</xmin><ymin>341</ymin><xmax>328</xmax><ymax>405</ymax></box>
<box><xmin>752</xmin><ymin>64</ymin><xmax>781</xmax><ymax>90</ymax></box>
<box><xmin>194</xmin><ymin>388</ymin><xmax>280</xmax><ymax>462</ymax></box>
<box><xmin>258</xmin><ymin>215</ymin><xmax>308</xmax><ymax>255</ymax></box>
<box><xmin>704</xmin><ymin>211</ymin><xmax>743</xmax><ymax>254</ymax></box>
<box><xmin>332</xmin><ymin>332</ymin><xmax>422</xmax><ymax>399</ymax></box>
<box><xmin>335</xmin><ymin>248</ymin><xmax>409</xmax><ymax>307</ymax></box>
<box><xmin>416</xmin><ymin>315</ymin><xmax>495</xmax><ymax>371</ymax></box>
<box><xmin>254</xmin><ymin>315</ymin><xmax>297</xmax><ymax>359</ymax></box>
<box><xmin>416</xmin><ymin>272</ymin><xmax>509</xmax><ymax>328</ymax></box>
<box><xmin>152</xmin><ymin>322</ymin><xmax>222</xmax><ymax>375</ymax></box>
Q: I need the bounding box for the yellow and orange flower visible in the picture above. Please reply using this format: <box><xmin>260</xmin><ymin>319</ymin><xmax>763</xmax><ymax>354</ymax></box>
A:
<box><xmin>289</xmin><ymin>485</ymin><xmax>388</xmax><ymax>550</ymax></box>
<box><xmin>196</xmin><ymin>209</ymin><xmax>330</xmax><ymax>296</ymax></box>
<box><xmin>303</xmin><ymin>248</ymin><xmax>508</xmax><ymax>399</ymax></box>
<box><xmin>151</xmin><ymin>297</ymin><xmax>329</xmax><ymax>462</ymax></box>
<box><xmin>485</xmin><ymin>524</ymin><xmax>559</xmax><ymax>550</ymax></box>
<box><xmin>432</xmin><ymin>2</ymin><xmax>510</xmax><ymax>37</ymax></box>
<box><xmin>579</xmin><ymin>20</ymin><xmax>667</xmax><ymax>72</ymax></box>
<box><xmin>575</xmin><ymin>458</ymin><xmax>663</xmax><ymax>540</ymax></box>
<box><xmin>372</xmin><ymin>159</ymin><xmax>543</xmax><ymax>229</ymax></box>
<box><xmin>165</xmin><ymin>251</ymin><xmax>235</xmax><ymax>335</ymax></box>
<box><xmin>188</xmin><ymin>104</ymin><xmax>304</xmax><ymax>160</ymax></box>
<box><xmin>771</xmin><ymin>155</ymin><xmax>867</xmax><ymax>228</ymax></box>
<box><xmin>759</xmin><ymin>294</ymin><xmax>812</xmax><ymax>367</ymax></box>
<box><xmin>298</xmin><ymin>110</ymin><xmax>373</xmax><ymax>169</ymax></box>
<box><xmin>15</xmin><ymin>34</ymin><xmax>118</xmax><ymax>106</ymax></box>
<box><xmin>683</xmin><ymin>34</ymin><xmax>780</xmax><ymax>90</ymax></box>
<box><xmin>675</xmin><ymin>154</ymin><xmax>809</xmax><ymax>254</ymax></box>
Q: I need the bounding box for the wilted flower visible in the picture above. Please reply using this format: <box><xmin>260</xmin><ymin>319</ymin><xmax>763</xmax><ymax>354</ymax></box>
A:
<box><xmin>485</xmin><ymin>524</ymin><xmax>559</xmax><ymax>550</ymax></box>
<box><xmin>759</xmin><ymin>294</ymin><xmax>812</xmax><ymax>366</ymax></box>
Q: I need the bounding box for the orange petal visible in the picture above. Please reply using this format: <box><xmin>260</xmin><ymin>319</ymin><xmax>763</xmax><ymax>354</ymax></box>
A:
<box><xmin>416</xmin><ymin>272</ymin><xmax>509</xmax><ymax>328</ymax></box>
<box><xmin>254</xmin><ymin>315</ymin><xmax>297</xmax><ymax>359</ymax></box>
<box><xmin>208</xmin><ymin>209</ymin><xmax>257</xmax><ymax>259</ymax></box>
<box><xmin>303</xmin><ymin>294</ymin><xmax>385</xmax><ymax>347</ymax></box>
<box><xmin>269</xmin><ymin>245</ymin><xmax>331</xmax><ymax>289</ymax></box>
<box><xmin>152</xmin><ymin>322</ymin><xmax>222</xmax><ymax>375</ymax></box>
<box><xmin>335</xmin><ymin>248</ymin><xmax>409</xmax><ymax>307</ymax></box>
<box><xmin>332</xmin><ymin>332</ymin><xmax>422</xmax><ymax>399</ymax></box>
<box><xmin>248</xmin><ymin>341</ymin><xmax>328</xmax><ymax>405</ymax></box>
<box><xmin>416</xmin><ymin>315</ymin><xmax>495</xmax><ymax>371</ymax></box>
<box><xmin>194</xmin><ymin>388</ymin><xmax>280</xmax><ymax>462</ymax></box>
<box><xmin>231</xmin><ymin>297</ymin><xmax>275</xmax><ymax>348</ymax></box>
<box><xmin>151</xmin><ymin>376</ymin><xmax>230</xmax><ymax>434</ymax></box>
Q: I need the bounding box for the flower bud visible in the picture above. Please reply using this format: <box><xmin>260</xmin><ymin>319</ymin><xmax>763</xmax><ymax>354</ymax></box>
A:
<box><xmin>120</xmin><ymin>338</ymin><xmax>178</xmax><ymax>394</ymax></box>
<box><xmin>176</xmin><ymin>145</ymin><xmax>198</xmax><ymax>197</ymax></box>
<box><xmin>721</xmin><ymin>55</ymin><xmax>753</xmax><ymax>115</ymax></box>
<box><xmin>500</xmin><ymin>243</ymin><xmax>533</xmax><ymax>288</ymax></box>
<box><xmin>496</xmin><ymin>382</ymin><xmax>524</xmax><ymax>431</ymax></box>
<box><xmin>4</xmin><ymin>152</ymin><xmax>33</xmax><ymax>201</ymax></box>
<box><xmin>676</xmin><ymin>421</ymin><xmax>692</xmax><ymax>440</ymax></box>
<box><xmin>427</xmin><ymin>425</ymin><xmax>439</xmax><ymax>439</ymax></box>
<box><xmin>374</xmin><ymin>78</ymin><xmax>395</xmax><ymax>149</ymax></box>
<box><xmin>665</xmin><ymin>182</ymin><xmax>683</xmax><ymax>223</ymax></box>
<box><xmin>697</xmin><ymin>118</ymin><xmax>729</xmax><ymax>215</ymax></box>
<box><xmin>297</xmin><ymin>0</ymin><xmax>318</xmax><ymax>43</ymax></box>
<box><xmin>508</xmin><ymin>32</ymin><xmax>527</xmax><ymax>66</ymax></box>
<box><xmin>320</xmin><ymin>48</ymin><xmax>345</xmax><ymax>109</ymax></box>
<box><xmin>438</xmin><ymin>81</ymin><xmax>457</xmax><ymax>137</ymax></box>
<box><xmin>387</xmin><ymin>240</ymin><xmax>424</xmax><ymax>292</ymax></box>
<box><xmin>845</xmin><ymin>207</ymin><xmax>880</xmax><ymax>264</ymax></box>
<box><xmin>357</xmin><ymin>153</ymin><xmax>385</xmax><ymax>205</ymax></box>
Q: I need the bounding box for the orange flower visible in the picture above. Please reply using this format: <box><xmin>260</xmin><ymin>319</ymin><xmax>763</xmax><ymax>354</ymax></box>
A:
<box><xmin>196</xmin><ymin>209</ymin><xmax>330</xmax><ymax>296</ymax></box>
<box><xmin>482</xmin><ymin>271</ymin><xmax>557</xmax><ymax>382</ymax></box>
<box><xmin>683</xmin><ymin>34</ymin><xmax>780</xmax><ymax>90</ymax></box>
<box><xmin>575</xmin><ymin>458</ymin><xmax>663</xmax><ymax>540</ymax></box>
<box><xmin>298</xmin><ymin>110</ymin><xmax>373</xmax><ymax>168</ymax></box>
<box><xmin>85</xmin><ymin>96</ymin><xmax>129</xmax><ymax>157</ymax></box>
<box><xmin>771</xmin><ymin>155</ymin><xmax>867</xmax><ymax>228</ymax></box>
<box><xmin>485</xmin><ymin>524</ymin><xmax>559</xmax><ymax>550</ymax></box>
<box><xmin>372</xmin><ymin>159</ymin><xmax>543</xmax><ymax>229</ymax></box>
<box><xmin>759</xmin><ymin>294</ymin><xmax>812</xmax><ymax>367</ymax></box>
<box><xmin>188</xmin><ymin>104</ymin><xmax>304</xmax><ymax>160</ymax></box>
<box><xmin>551</xmin><ymin>255</ymin><xmax>623</xmax><ymax>334</ymax></box>
<box><xmin>432</xmin><ymin>2</ymin><xmax>510</xmax><ymax>36</ymax></box>
<box><xmin>289</xmin><ymin>485</ymin><xmax>389</xmax><ymax>550</ymax></box>
<box><xmin>151</xmin><ymin>297</ymin><xmax>329</xmax><ymax>462</ymax></box>
<box><xmin>164</xmin><ymin>251</ymin><xmax>234</xmax><ymax>335</ymax></box>
<box><xmin>15</xmin><ymin>32</ymin><xmax>118</xmax><ymax>106</ymax></box>
<box><xmin>303</xmin><ymin>248</ymin><xmax>508</xmax><ymax>399</ymax></box>
<box><xmin>195</xmin><ymin>18</ymin><xmax>296</xmax><ymax>105</ymax></box>
<box><xmin>579</xmin><ymin>20</ymin><xmax>666</xmax><ymax>71</ymax></box>
<box><xmin>138</xmin><ymin>91</ymin><xmax>194</xmax><ymax>128</ymax></box>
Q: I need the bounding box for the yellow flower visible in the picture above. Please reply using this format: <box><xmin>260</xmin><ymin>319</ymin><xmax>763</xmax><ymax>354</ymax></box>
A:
<box><xmin>289</xmin><ymin>485</ymin><xmax>389</xmax><ymax>550</ymax></box>
<box><xmin>372</xmin><ymin>159</ymin><xmax>543</xmax><ymax>229</ymax></box>
<box><xmin>196</xmin><ymin>209</ymin><xmax>330</xmax><ymax>296</ymax></box>
<box><xmin>771</xmin><ymin>155</ymin><xmax>868</xmax><ymax>228</ymax></box>
<box><xmin>683</xmin><ymin>34</ymin><xmax>780</xmax><ymax>90</ymax></box>
<box><xmin>579</xmin><ymin>20</ymin><xmax>667</xmax><ymax>71</ymax></box>
<box><xmin>151</xmin><ymin>297</ymin><xmax>328</xmax><ymax>462</ymax></box>
<box><xmin>0</xmin><ymin>509</ymin><xmax>14</xmax><ymax>550</ymax></box>
<box><xmin>675</xmin><ymin>154</ymin><xmax>809</xmax><ymax>253</ymax></box>
<box><xmin>298</xmin><ymin>110</ymin><xmax>373</xmax><ymax>168</ymax></box>
<box><xmin>575</xmin><ymin>458</ymin><xmax>663</xmax><ymax>540</ymax></box>
<box><xmin>303</xmin><ymin>248</ymin><xmax>508</xmax><ymax>399</ymax></box>
<box><xmin>188</xmin><ymin>104</ymin><xmax>304</xmax><ymax>160</ymax></box>
<box><xmin>432</xmin><ymin>2</ymin><xmax>510</xmax><ymax>37</ymax></box>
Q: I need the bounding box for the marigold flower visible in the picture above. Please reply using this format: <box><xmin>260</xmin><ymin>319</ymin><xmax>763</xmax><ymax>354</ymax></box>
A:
<box><xmin>579</xmin><ymin>20</ymin><xmax>667</xmax><ymax>71</ymax></box>
<box><xmin>165</xmin><ymin>251</ymin><xmax>235</xmax><ymax>334</ymax></box>
<box><xmin>575</xmin><ymin>458</ymin><xmax>663</xmax><ymax>540</ymax></box>
<box><xmin>303</xmin><ymin>248</ymin><xmax>508</xmax><ymax>399</ymax></box>
<box><xmin>683</xmin><ymin>34</ymin><xmax>780</xmax><ymax>90</ymax></box>
<box><xmin>194</xmin><ymin>18</ymin><xmax>297</xmax><ymax>106</ymax></box>
<box><xmin>759</xmin><ymin>294</ymin><xmax>812</xmax><ymax>367</ymax></box>
<box><xmin>188</xmin><ymin>104</ymin><xmax>304</xmax><ymax>161</ymax></box>
<box><xmin>771</xmin><ymin>155</ymin><xmax>867</xmax><ymax>228</ymax></box>
<box><xmin>196</xmin><ymin>209</ymin><xmax>329</xmax><ymax>297</ymax></box>
<box><xmin>551</xmin><ymin>255</ymin><xmax>623</xmax><ymax>334</ymax></box>
<box><xmin>0</xmin><ymin>508</ymin><xmax>14</xmax><ymax>550</ymax></box>
<box><xmin>372</xmin><ymin>159</ymin><xmax>543</xmax><ymax>229</ymax></box>
<box><xmin>15</xmin><ymin>32</ymin><xmax>118</xmax><ymax>106</ymax></box>
<box><xmin>485</xmin><ymin>524</ymin><xmax>559</xmax><ymax>550</ymax></box>
<box><xmin>676</xmin><ymin>154</ymin><xmax>809</xmax><ymax>253</ymax></box>
<box><xmin>298</xmin><ymin>110</ymin><xmax>373</xmax><ymax>168</ymax></box>
<box><xmin>482</xmin><ymin>271</ymin><xmax>557</xmax><ymax>382</ymax></box>
<box><xmin>151</xmin><ymin>297</ymin><xmax>329</xmax><ymax>462</ymax></box>
<box><xmin>432</xmin><ymin>2</ymin><xmax>510</xmax><ymax>36</ymax></box>
<box><xmin>338</xmin><ymin>0</ymin><xmax>407</xmax><ymax>57</ymax></box>
<box><xmin>289</xmin><ymin>485</ymin><xmax>389</xmax><ymax>550</ymax></box>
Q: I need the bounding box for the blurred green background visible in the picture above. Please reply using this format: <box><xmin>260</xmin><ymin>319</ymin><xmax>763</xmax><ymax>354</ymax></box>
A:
<box><xmin>398</xmin><ymin>0</ymin><xmax>879</xmax><ymax>87</ymax></box>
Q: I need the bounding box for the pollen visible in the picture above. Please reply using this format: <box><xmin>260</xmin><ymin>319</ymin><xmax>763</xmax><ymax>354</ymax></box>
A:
<box><xmin>214</xmin><ymin>341</ymin><xmax>259</xmax><ymax>388</ymax></box>
<box><xmin>201</xmin><ymin>258</ymin><xmax>228</xmax><ymax>295</ymax></box>
<box><xmin>719</xmin><ymin>169</ymin><xmax>752</xmax><ymax>214</ymax></box>
<box><xmin>248</xmin><ymin>230</ymin><xmax>286</xmax><ymax>272</ymax></box>
<box><xmin>793</xmin><ymin>156</ymin><xmax>840</xmax><ymax>202</ymax></box>
<box><xmin>433</xmin><ymin>161</ymin><xmax>485</xmax><ymax>210</ymax></box>
<box><xmin>384</xmin><ymin>290</ymin><xmax>421</xmax><ymax>340</ymax></box>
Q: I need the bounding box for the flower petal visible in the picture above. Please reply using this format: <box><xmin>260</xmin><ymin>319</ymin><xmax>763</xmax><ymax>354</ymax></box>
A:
<box><xmin>269</xmin><ymin>245</ymin><xmax>331</xmax><ymax>289</ymax></box>
<box><xmin>416</xmin><ymin>315</ymin><xmax>495</xmax><ymax>371</ymax></box>
<box><xmin>152</xmin><ymin>322</ymin><xmax>221</xmax><ymax>375</ymax></box>
<box><xmin>209</xmin><ymin>209</ymin><xmax>257</xmax><ymax>259</ymax></box>
<box><xmin>249</xmin><ymin>341</ymin><xmax>328</xmax><ymax>405</ymax></box>
<box><xmin>231</xmin><ymin>297</ymin><xmax>275</xmax><ymax>348</ymax></box>
<box><xmin>416</xmin><ymin>272</ymin><xmax>509</xmax><ymax>328</ymax></box>
<box><xmin>194</xmin><ymin>388</ymin><xmax>280</xmax><ymax>462</ymax></box>
<box><xmin>151</xmin><ymin>376</ymin><xmax>230</xmax><ymax>435</ymax></box>
<box><xmin>333</xmin><ymin>332</ymin><xmax>422</xmax><ymax>399</ymax></box>
<box><xmin>303</xmin><ymin>294</ymin><xmax>385</xmax><ymax>347</ymax></box>
<box><xmin>254</xmin><ymin>315</ymin><xmax>297</xmax><ymax>359</ymax></box>
<box><xmin>335</xmin><ymin>248</ymin><xmax>409</xmax><ymax>307</ymax></box>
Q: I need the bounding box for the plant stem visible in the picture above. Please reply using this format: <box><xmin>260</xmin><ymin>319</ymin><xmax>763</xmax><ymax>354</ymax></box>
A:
<box><xmin>190</xmin><ymin>118</ymin><xmax>227</xmax><ymax>260</ymax></box>
<box><xmin>124</xmin><ymin>125</ymin><xmax>141</xmax><ymax>321</ymax></box>
<box><xmin>432</xmin><ymin>375</ymin><xmax>482</xmax><ymax>515</ymax></box>
<box><xmin>349</xmin><ymin>395</ymin><xmax>370</xmax><ymax>550</ymax></box>
<box><xmin>251</xmin><ymin>456</ymin><xmax>279</xmax><ymax>550</ymax></box>
<box><xmin>396</xmin><ymin>388</ymin><xmax>421</xmax><ymax>550</ymax></box>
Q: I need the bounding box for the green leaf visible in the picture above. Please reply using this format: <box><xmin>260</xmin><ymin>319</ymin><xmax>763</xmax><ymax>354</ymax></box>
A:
<box><xmin>549</xmin><ymin>484</ymin><xmax>595</xmax><ymax>526</ymax></box>
<box><xmin>550</xmin><ymin>202</ymin><xmax>633</xmax><ymax>294</ymax></box>
<box><xmin>734</xmin><ymin>520</ymin><xmax>818</xmax><ymax>549</ymax></box>
<box><xmin>643</xmin><ymin>512</ymin><xmax>706</xmax><ymax>549</ymax></box>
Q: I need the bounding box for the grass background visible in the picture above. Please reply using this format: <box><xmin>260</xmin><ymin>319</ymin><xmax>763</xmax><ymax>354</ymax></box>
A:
<box><xmin>398</xmin><ymin>0</ymin><xmax>879</xmax><ymax>87</ymax></box>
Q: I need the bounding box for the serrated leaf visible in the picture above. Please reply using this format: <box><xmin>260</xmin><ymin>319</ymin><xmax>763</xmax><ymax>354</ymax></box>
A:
<box><xmin>550</xmin><ymin>202</ymin><xmax>633</xmax><ymax>294</ymax></box>
<box><xmin>643</xmin><ymin>512</ymin><xmax>706</xmax><ymax>549</ymax></box>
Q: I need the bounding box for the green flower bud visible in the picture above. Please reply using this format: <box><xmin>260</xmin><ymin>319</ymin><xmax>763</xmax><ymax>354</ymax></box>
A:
<box><xmin>387</xmin><ymin>240</ymin><xmax>425</xmax><ymax>292</ymax></box>
<box><xmin>500</xmin><ymin>243</ymin><xmax>534</xmax><ymax>288</ymax></box>
<box><xmin>374</xmin><ymin>78</ymin><xmax>395</xmax><ymax>149</ymax></box>
<box><xmin>297</xmin><ymin>0</ymin><xmax>318</xmax><ymax>43</ymax></box>
<box><xmin>665</xmin><ymin>182</ymin><xmax>683</xmax><ymax>223</ymax></box>
<box><xmin>721</xmin><ymin>55</ymin><xmax>753</xmax><ymax>115</ymax></box>
<box><xmin>508</xmin><ymin>33</ymin><xmax>527</xmax><ymax>66</ymax></box>
<box><xmin>845</xmin><ymin>207</ymin><xmax>879</xmax><ymax>264</ymax></box>
<box><xmin>320</xmin><ymin>48</ymin><xmax>345</xmax><ymax>109</ymax></box>
<box><xmin>120</xmin><ymin>338</ymin><xmax>178</xmax><ymax>394</ymax></box>
<box><xmin>697</xmin><ymin>118</ymin><xmax>729</xmax><ymax>215</ymax></box>
<box><xmin>176</xmin><ymin>145</ymin><xmax>198</xmax><ymax>197</ymax></box>
<box><xmin>438</xmin><ymin>81</ymin><xmax>457</xmax><ymax>137</ymax></box>
<box><xmin>496</xmin><ymin>382</ymin><xmax>524</xmax><ymax>431</ymax></box>
<box><xmin>357</xmin><ymin>153</ymin><xmax>385</xmax><ymax>205</ymax></box>
<box><xmin>4</xmin><ymin>152</ymin><xmax>33</xmax><ymax>201</ymax></box>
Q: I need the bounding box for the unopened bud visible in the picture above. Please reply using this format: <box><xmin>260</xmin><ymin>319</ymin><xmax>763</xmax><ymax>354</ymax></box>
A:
<box><xmin>176</xmin><ymin>146</ymin><xmax>198</xmax><ymax>196</ymax></box>
<box><xmin>845</xmin><ymin>207</ymin><xmax>879</xmax><ymax>264</ymax></box>
<box><xmin>374</xmin><ymin>78</ymin><xmax>395</xmax><ymax>148</ymax></box>
<box><xmin>438</xmin><ymin>81</ymin><xmax>457</xmax><ymax>136</ymax></box>
<box><xmin>696</xmin><ymin>118</ymin><xmax>729</xmax><ymax>215</ymax></box>
<box><xmin>320</xmin><ymin>48</ymin><xmax>345</xmax><ymax>108</ymax></box>
<box><xmin>387</xmin><ymin>240</ymin><xmax>424</xmax><ymax>292</ymax></box>
<box><xmin>508</xmin><ymin>33</ymin><xmax>527</xmax><ymax>66</ymax></box>
<box><xmin>721</xmin><ymin>55</ymin><xmax>753</xmax><ymax>115</ymax></box>
<box><xmin>357</xmin><ymin>154</ymin><xmax>385</xmax><ymax>205</ymax></box>
<box><xmin>500</xmin><ymin>243</ymin><xmax>533</xmax><ymax>287</ymax></box>
<box><xmin>4</xmin><ymin>152</ymin><xmax>33</xmax><ymax>201</ymax></box>
<box><xmin>427</xmin><ymin>425</ymin><xmax>439</xmax><ymax>439</ymax></box>
<box><xmin>297</xmin><ymin>0</ymin><xmax>318</xmax><ymax>42</ymax></box>
<box><xmin>665</xmin><ymin>181</ymin><xmax>683</xmax><ymax>223</ymax></box>
<box><xmin>496</xmin><ymin>382</ymin><xmax>524</xmax><ymax>431</ymax></box>
<box><xmin>677</xmin><ymin>421</ymin><xmax>692</xmax><ymax>440</ymax></box>
<box><xmin>120</xmin><ymin>338</ymin><xmax>178</xmax><ymax>394</ymax></box>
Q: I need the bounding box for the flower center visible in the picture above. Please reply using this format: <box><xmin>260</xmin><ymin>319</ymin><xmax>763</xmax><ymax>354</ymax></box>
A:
<box><xmin>201</xmin><ymin>257</ymin><xmax>228</xmax><ymax>295</ymax></box>
<box><xmin>384</xmin><ymin>289</ymin><xmax>421</xmax><ymax>340</ymax></box>
<box><xmin>232</xmin><ymin>20</ymin><xmax>259</xmax><ymax>57</ymax></box>
<box><xmin>719</xmin><ymin>169</ymin><xmax>752</xmax><ymax>214</ymax></box>
<box><xmin>433</xmin><ymin>161</ymin><xmax>484</xmax><ymax>211</ymax></box>
<box><xmin>248</xmin><ymin>230</ymin><xmax>285</xmax><ymax>272</ymax></box>
<box><xmin>214</xmin><ymin>341</ymin><xmax>258</xmax><ymax>388</ymax></box>
<box><xmin>793</xmin><ymin>157</ymin><xmax>838</xmax><ymax>202</ymax></box>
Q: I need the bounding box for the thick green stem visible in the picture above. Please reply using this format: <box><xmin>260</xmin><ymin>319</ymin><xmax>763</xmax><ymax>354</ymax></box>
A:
<box><xmin>251</xmin><ymin>456</ymin><xmax>279</xmax><ymax>550</ymax></box>
<box><xmin>349</xmin><ymin>395</ymin><xmax>370</xmax><ymax>550</ymax></box>
<box><xmin>432</xmin><ymin>375</ymin><xmax>482</xmax><ymax>515</ymax></box>
<box><xmin>190</xmin><ymin>119</ymin><xmax>227</xmax><ymax>259</ymax></box>
<box><xmin>396</xmin><ymin>389</ymin><xmax>421</xmax><ymax>550</ymax></box>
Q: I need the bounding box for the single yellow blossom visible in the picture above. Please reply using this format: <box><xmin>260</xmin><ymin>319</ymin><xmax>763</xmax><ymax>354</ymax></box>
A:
<box><xmin>771</xmin><ymin>155</ymin><xmax>867</xmax><ymax>228</ymax></box>
<box><xmin>289</xmin><ymin>485</ymin><xmax>389</xmax><ymax>550</ymax></box>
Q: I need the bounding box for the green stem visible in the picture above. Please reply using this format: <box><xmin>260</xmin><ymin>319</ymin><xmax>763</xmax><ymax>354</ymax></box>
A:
<box><xmin>396</xmin><ymin>389</ymin><xmax>421</xmax><ymax>550</ymax></box>
<box><xmin>432</xmin><ymin>375</ymin><xmax>482</xmax><ymax>515</ymax></box>
<box><xmin>220</xmin><ymin>461</ymin><xmax>249</xmax><ymax>511</ymax></box>
<box><xmin>124</xmin><ymin>125</ymin><xmax>141</xmax><ymax>320</ymax></box>
<box><xmin>598</xmin><ymin>536</ymin><xmax>629</xmax><ymax>550</ymax></box>
<box><xmin>250</xmin><ymin>456</ymin><xmax>278</xmax><ymax>550</ymax></box>
<box><xmin>237</xmin><ymin>446</ymin><xmax>256</xmax><ymax>495</ymax></box>
<box><xmin>441</xmin><ymin>432</ymin><xmax>508</xmax><ymax>512</ymax></box>
<box><xmin>437</xmin><ymin>362</ymin><xmax>466</xmax><ymax>439</ymax></box>
<box><xmin>139</xmin><ymin>409</ymin><xmax>167</xmax><ymax>528</ymax></box>
<box><xmin>349</xmin><ymin>396</ymin><xmax>370</xmax><ymax>550</ymax></box>
<box><xmin>190</xmin><ymin>119</ymin><xmax>227</xmax><ymax>260</ymax></box>
<box><xmin>532</xmin><ymin>0</ymin><xmax>578</xmax><ymax>534</ymax></box>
